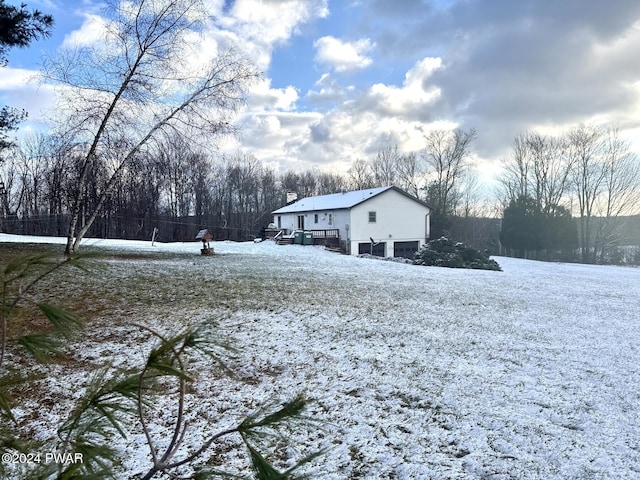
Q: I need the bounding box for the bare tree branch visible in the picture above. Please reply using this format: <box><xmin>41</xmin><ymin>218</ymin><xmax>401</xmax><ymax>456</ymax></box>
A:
<box><xmin>41</xmin><ymin>0</ymin><xmax>260</xmax><ymax>253</ymax></box>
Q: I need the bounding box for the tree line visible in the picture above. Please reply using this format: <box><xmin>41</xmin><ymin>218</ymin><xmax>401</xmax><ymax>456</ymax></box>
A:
<box><xmin>0</xmin><ymin>128</ymin><xmax>480</xmax><ymax>245</ymax></box>
<box><xmin>498</xmin><ymin>126</ymin><xmax>640</xmax><ymax>263</ymax></box>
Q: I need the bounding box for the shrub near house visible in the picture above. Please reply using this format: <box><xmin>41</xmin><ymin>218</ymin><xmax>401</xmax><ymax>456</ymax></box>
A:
<box><xmin>414</xmin><ymin>237</ymin><xmax>502</xmax><ymax>271</ymax></box>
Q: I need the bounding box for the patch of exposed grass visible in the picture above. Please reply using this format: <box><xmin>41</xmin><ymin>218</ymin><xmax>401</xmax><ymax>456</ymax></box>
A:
<box><xmin>0</xmin><ymin>242</ymin><xmax>61</xmax><ymax>260</ymax></box>
<box><xmin>2</xmin><ymin>246</ymin><xmax>262</xmax><ymax>338</ymax></box>
<box><xmin>1</xmin><ymin>243</ymin><xmax>338</xmax><ymax>346</ymax></box>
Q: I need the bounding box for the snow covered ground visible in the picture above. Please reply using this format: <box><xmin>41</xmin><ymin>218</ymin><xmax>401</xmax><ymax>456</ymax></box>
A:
<box><xmin>1</xmin><ymin>234</ymin><xmax>639</xmax><ymax>479</ymax></box>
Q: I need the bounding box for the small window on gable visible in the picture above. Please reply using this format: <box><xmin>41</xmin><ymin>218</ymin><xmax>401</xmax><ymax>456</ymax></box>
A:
<box><xmin>369</xmin><ymin>211</ymin><xmax>376</xmax><ymax>223</ymax></box>
<box><xmin>314</xmin><ymin>214</ymin><xmax>318</xmax><ymax>224</ymax></box>
<box><xmin>328</xmin><ymin>213</ymin><xmax>333</xmax><ymax>225</ymax></box>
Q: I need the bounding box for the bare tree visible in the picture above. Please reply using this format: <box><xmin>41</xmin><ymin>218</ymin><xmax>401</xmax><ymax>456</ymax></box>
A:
<box><xmin>601</xmin><ymin>128</ymin><xmax>640</xmax><ymax>216</ymax></box>
<box><xmin>225</xmin><ymin>151</ymin><xmax>262</xmax><ymax>239</ymax></box>
<box><xmin>456</xmin><ymin>167</ymin><xmax>482</xmax><ymax>218</ymax></box>
<box><xmin>42</xmin><ymin>0</ymin><xmax>259</xmax><ymax>253</ymax></box>
<box><xmin>0</xmin><ymin>153</ymin><xmax>23</xmax><ymax>229</ymax></box>
<box><xmin>529</xmin><ymin>133</ymin><xmax>573</xmax><ymax>214</ymax></box>
<box><xmin>157</xmin><ymin>134</ymin><xmax>199</xmax><ymax>219</ymax></box>
<box><xmin>499</xmin><ymin>131</ymin><xmax>574</xmax><ymax>213</ymax></box>
<box><xmin>14</xmin><ymin>134</ymin><xmax>50</xmax><ymax>233</ymax></box>
<box><xmin>371</xmin><ymin>145</ymin><xmax>399</xmax><ymax>186</ymax></box>
<box><xmin>281</xmin><ymin>171</ymin><xmax>301</xmax><ymax>197</ymax></box>
<box><xmin>565</xmin><ymin>124</ymin><xmax>640</xmax><ymax>263</ymax></box>
<box><xmin>41</xmin><ymin>135</ymin><xmax>76</xmax><ymax>235</ymax></box>
<box><xmin>422</xmin><ymin>128</ymin><xmax>476</xmax><ymax>238</ymax></box>
<box><xmin>317</xmin><ymin>171</ymin><xmax>347</xmax><ymax>195</ymax></box>
<box><xmin>395</xmin><ymin>152</ymin><xmax>425</xmax><ymax>199</ymax></box>
<box><xmin>499</xmin><ymin>133</ymin><xmax>531</xmax><ymax>204</ymax></box>
<box><xmin>298</xmin><ymin>170</ymin><xmax>318</xmax><ymax>198</ymax></box>
<box><xmin>258</xmin><ymin>167</ymin><xmax>282</xmax><ymax>221</ymax></box>
<box><xmin>347</xmin><ymin>158</ymin><xmax>374</xmax><ymax>190</ymax></box>
<box><xmin>6</xmin><ymin>134</ymin><xmax>78</xmax><ymax>236</ymax></box>
<box><xmin>423</xmin><ymin>128</ymin><xmax>477</xmax><ymax>217</ymax></box>
<box><xmin>594</xmin><ymin>128</ymin><xmax>640</xmax><ymax>261</ymax></box>
<box><xmin>109</xmin><ymin>149</ymin><xmax>167</xmax><ymax>239</ymax></box>
<box><xmin>568</xmin><ymin>125</ymin><xmax>607</xmax><ymax>263</ymax></box>
<box><xmin>209</xmin><ymin>158</ymin><xmax>229</xmax><ymax>233</ymax></box>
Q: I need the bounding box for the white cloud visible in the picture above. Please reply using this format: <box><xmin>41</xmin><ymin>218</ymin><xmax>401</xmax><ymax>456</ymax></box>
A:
<box><xmin>367</xmin><ymin>57</ymin><xmax>443</xmax><ymax>116</ymax></box>
<box><xmin>229</xmin><ymin>0</ymin><xmax>328</xmax><ymax>40</ymax></box>
<box><xmin>248</xmin><ymin>79</ymin><xmax>299</xmax><ymax>111</ymax></box>
<box><xmin>313</xmin><ymin>36</ymin><xmax>375</xmax><ymax>72</ymax></box>
<box><xmin>305</xmin><ymin>73</ymin><xmax>355</xmax><ymax>105</ymax></box>
<box><xmin>229</xmin><ymin>110</ymin><xmax>323</xmax><ymax>171</ymax></box>
<box><xmin>220</xmin><ymin>0</ymin><xmax>328</xmax><ymax>69</ymax></box>
<box><xmin>0</xmin><ymin>68</ymin><xmax>40</xmax><ymax>89</ymax></box>
<box><xmin>232</xmin><ymin>0</ymin><xmax>325</xmax><ymax>20</ymax></box>
<box><xmin>230</xmin><ymin>58</ymin><xmax>457</xmax><ymax>173</ymax></box>
<box><xmin>0</xmin><ymin>68</ymin><xmax>56</xmax><ymax>130</ymax></box>
<box><xmin>61</xmin><ymin>13</ymin><xmax>107</xmax><ymax>48</ymax></box>
<box><xmin>59</xmin><ymin>1</ymin><xmax>329</xmax><ymax>73</ymax></box>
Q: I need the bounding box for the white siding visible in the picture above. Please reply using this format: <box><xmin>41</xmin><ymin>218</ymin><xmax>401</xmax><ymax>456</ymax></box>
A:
<box><xmin>273</xmin><ymin>188</ymin><xmax>430</xmax><ymax>257</ymax></box>
<box><xmin>274</xmin><ymin>213</ymin><xmax>297</xmax><ymax>233</ymax></box>
<box><xmin>349</xmin><ymin>189</ymin><xmax>430</xmax><ymax>257</ymax></box>
<box><xmin>334</xmin><ymin>210</ymin><xmax>351</xmax><ymax>249</ymax></box>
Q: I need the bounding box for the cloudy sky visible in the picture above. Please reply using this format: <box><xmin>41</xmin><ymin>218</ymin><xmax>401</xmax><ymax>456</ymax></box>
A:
<box><xmin>2</xmin><ymin>0</ymin><xmax>640</xmax><ymax>183</ymax></box>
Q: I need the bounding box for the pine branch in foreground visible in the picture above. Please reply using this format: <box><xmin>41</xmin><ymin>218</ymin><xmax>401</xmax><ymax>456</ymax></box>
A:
<box><xmin>1</xmin><ymin>251</ymin><xmax>327</xmax><ymax>479</ymax></box>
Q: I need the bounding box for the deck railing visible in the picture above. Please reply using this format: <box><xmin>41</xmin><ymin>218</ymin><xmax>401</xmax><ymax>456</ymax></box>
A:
<box><xmin>310</xmin><ymin>229</ymin><xmax>339</xmax><ymax>239</ymax></box>
<box><xmin>265</xmin><ymin>228</ymin><xmax>340</xmax><ymax>239</ymax></box>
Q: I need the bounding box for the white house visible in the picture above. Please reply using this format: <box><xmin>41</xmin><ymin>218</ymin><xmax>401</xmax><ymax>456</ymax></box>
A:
<box><xmin>271</xmin><ymin>186</ymin><xmax>431</xmax><ymax>258</ymax></box>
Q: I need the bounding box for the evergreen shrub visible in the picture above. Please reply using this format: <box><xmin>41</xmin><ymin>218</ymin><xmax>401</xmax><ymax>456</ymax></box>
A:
<box><xmin>414</xmin><ymin>237</ymin><xmax>501</xmax><ymax>271</ymax></box>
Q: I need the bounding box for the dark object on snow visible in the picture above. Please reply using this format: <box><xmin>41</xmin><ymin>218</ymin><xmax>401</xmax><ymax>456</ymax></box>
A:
<box><xmin>196</xmin><ymin>229</ymin><xmax>215</xmax><ymax>255</ymax></box>
<box><xmin>414</xmin><ymin>237</ymin><xmax>501</xmax><ymax>271</ymax></box>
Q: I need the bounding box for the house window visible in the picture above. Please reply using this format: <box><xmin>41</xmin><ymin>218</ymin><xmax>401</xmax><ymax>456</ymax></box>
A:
<box><xmin>277</xmin><ymin>216</ymin><xmax>281</xmax><ymax>229</ymax></box>
<box><xmin>369</xmin><ymin>211</ymin><xmax>376</xmax><ymax>223</ymax></box>
<box><xmin>314</xmin><ymin>214</ymin><xmax>318</xmax><ymax>224</ymax></box>
<box><xmin>328</xmin><ymin>213</ymin><xmax>333</xmax><ymax>226</ymax></box>
<box><xmin>297</xmin><ymin>215</ymin><xmax>305</xmax><ymax>230</ymax></box>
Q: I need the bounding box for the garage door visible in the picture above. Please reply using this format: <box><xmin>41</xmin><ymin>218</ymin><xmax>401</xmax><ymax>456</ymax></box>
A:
<box><xmin>394</xmin><ymin>241</ymin><xmax>419</xmax><ymax>259</ymax></box>
<box><xmin>358</xmin><ymin>241</ymin><xmax>386</xmax><ymax>257</ymax></box>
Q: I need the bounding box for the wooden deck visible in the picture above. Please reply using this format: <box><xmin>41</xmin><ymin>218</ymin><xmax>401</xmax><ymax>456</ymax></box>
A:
<box><xmin>266</xmin><ymin>228</ymin><xmax>340</xmax><ymax>247</ymax></box>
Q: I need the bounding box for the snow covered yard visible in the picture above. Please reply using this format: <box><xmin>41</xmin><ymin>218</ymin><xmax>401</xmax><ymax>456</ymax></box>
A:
<box><xmin>1</xmin><ymin>234</ymin><xmax>639</xmax><ymax>479</ymax></box>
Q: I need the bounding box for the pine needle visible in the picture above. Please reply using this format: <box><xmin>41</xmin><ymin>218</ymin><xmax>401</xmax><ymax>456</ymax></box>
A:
<box><xmin>38</xmin><ymin>303</ymin><xmax>84</xmax><ymax>338</ymax></box>
<box><xmin>241</xmin><ymin>395</ymin><xmax>307</xmax><ymax>431</ymax></box>
<box><xmin>18</xmin><ymin>332</ymin><xmax>64</xmax><ymax>362</ymax></box>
